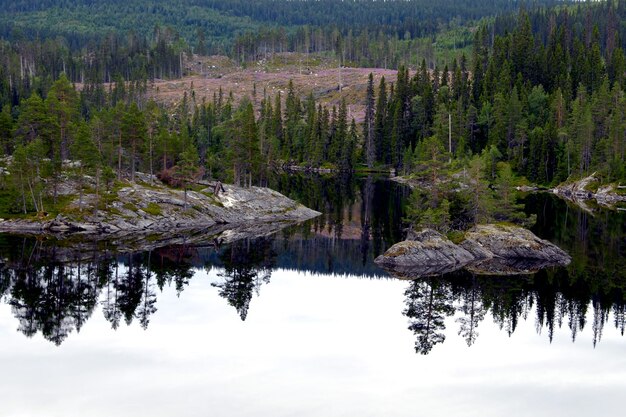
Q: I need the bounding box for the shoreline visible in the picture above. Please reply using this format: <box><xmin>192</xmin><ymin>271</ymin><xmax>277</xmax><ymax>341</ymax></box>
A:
<box><xmin>0</xmin><ymin>179</ymin><xmax>321</xmax><ymax>237</ymax></box>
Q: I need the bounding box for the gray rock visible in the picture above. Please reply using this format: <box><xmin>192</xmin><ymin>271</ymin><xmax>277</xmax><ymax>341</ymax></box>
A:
<box><xmin>464</xmin><ymin>224</ymin><xmax>571</xmax><ymax>265</ymax></box>
<box><xmin>458</xmin><ymin>238</ymin><xmax>493</xmax><ymax>260</ymax></box>
<box><xmin>374</xmin><ymin>229</ymin><xmax>475</xmax><ymax>268</ymax></box>
<box><xmin>0</xmin><ymin>178</ymin><xmax>321</xmax><ymax>238</ymax></box>
<box><xmin>376</xmin><ymin>224</ymin><xmax>571</xmax><ymax>279</ymax></box>
<box><xmin>553</xmin><ymin>172</ymin><xmax>626</xmax><ymax>210</ymax></box>
<box><xmin>515</xmin><ymin>185</ymin><xmax>539</xmax><ymax>192</ymax></box>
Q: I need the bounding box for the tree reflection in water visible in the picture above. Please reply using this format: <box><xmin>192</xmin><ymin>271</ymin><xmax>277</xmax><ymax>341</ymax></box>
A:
<box><xmin>0</xmin><ymin>179</ymin><xmax>623</xmax><ymax>353</ymax></box>
<box><xmin>404</xmin><ymin>278</ymin><xmax>455</xmax><ymax>355</ymax></box>
<box><xmin>212</xmin><ymin>237</ymin><xmax>276</xmax><ymax>321</ymax></box>
<box><xmin>456</xmin><ymin>275</ymin><xmax>486</xmax><ymax>347</ymax></box>
<box><xmin>0</xmin><ymin>239</ymin><xmax>198</xmax><ymax>345</ymax></box>
<box><xmin>399</xmin><ymin>261</ymin><xmax>626</xmax><ymax>353</ymax></box>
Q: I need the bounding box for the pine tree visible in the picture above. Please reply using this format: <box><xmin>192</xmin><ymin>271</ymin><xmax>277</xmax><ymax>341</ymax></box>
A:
<box><xmin>390</xmin><ymin>100</ymin><xmax>402</xmax><ymax>168</ymax></box>
<box><xmin>14</xmin><ymin>93</ymin><xmax>53</xmax><ymax>151</ymax></box>
<box><xmin>46</xmin><ymin>74</ymin><xmax>79</xmax><ymax>161</ymax></box>
<box><xmin>330</xmin><ymin>99</ymin><xmax>348</xmax><ymax>164</ymax></box>
<box><xmin>71</xmin><ymin>123</ymin><xmax>101</xmax><ymax>211</ymax></box>
<box><xmin>271</xmin><ymin>93</ymin><xmax>284</xmax><ymax>157</ymax></box>
<box><xmin>340</xmin><ymin>118</ymin><xmax>358</xmax><ymax>172</ymax></box>
<box><xmin>363</xmin><ymin>73</ymin><xmax>376</xmax><ymax>168</ymax></box>
<box><xmin>0</xmin><ymin>106</ymin><xmax>12</xmax><ymax>155</ymax></box>
<box><xmin>374</xmin><ymin>76</ymin><xmax>388</xmax><ymax>164</ymax></box>
<box><xmin>121</xmin><ymin>102</ymin><xmax>147</xmax><ymax>182</ymax></box>
<box><xmin>174</xmin><ymin>145</ymin><xmax>202</xmax><ymax>209</ymax></box>
<box><xmin>11</xmin><ymin>139</ymin><xmax>48</xmax><ymax>214</ymax></box>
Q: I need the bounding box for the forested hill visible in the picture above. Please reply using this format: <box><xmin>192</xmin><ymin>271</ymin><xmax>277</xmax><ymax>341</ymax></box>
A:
<box><xmin>492</xmin><ymin>0</ymin><xmax>626</xmax><ymax>56</ymax></box>
<box><xmin>1</xmin><ymin>0</ymin><xmax>626</xmax><ymax>225</ymax></box>
<box><xmin>0</xmin><ymin>0</ymin><xmax>559</xmax><ymax>53</ymax></box>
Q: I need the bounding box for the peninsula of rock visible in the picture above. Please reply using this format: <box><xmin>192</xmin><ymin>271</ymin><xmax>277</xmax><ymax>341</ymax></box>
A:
<box><xmin>0</xmin><ymin>178</ymin><xmax>320</xmax><ymax>238</ymax></box>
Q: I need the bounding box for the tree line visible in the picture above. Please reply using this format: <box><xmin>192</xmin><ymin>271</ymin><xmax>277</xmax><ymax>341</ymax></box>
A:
<box><xmin>0</xmin><ymin>0</ymin><xmax>552</xmax><ymax>53</ymax></box>
<box><xmin>1</xmin><ymin>2</ymin><xmax>626</xmax><ymax>218</ymax></box>
<box><xmin>358</xmin><ymin>6</ymin><xmax>626</xmax><ymax>186</ymax></box>
<box><xmin>0</xmin><ymin>64</ymin><xmax>366</xmax><ymax>215</ymax></box>
<box><xmin>0</xmin><ymin>31</ymin><xmax>183</xmax><ymax>110</ymax></box>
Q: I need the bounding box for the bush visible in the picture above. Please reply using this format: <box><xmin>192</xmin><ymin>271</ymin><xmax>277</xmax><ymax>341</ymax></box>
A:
<box><xmin>157</xmin><ymin>168</ymin><xmax>183</xmax><ymax>187</ymax></box>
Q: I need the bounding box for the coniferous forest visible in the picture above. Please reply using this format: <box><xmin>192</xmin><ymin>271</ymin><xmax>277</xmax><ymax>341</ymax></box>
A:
<box><xmin>3</xmin><ymin>5</ymin><xmax>626</xmax><ymax>412</ymax></box>
<box><xmin>0</xmin><ymin>0</ymin><xmax>625</xmax><ymax>220</ymax></box>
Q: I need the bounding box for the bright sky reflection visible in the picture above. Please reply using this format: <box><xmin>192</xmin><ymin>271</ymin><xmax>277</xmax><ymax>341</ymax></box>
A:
<box><xmin>1</xmin><ymin>266</ymin><xmax>624</xmax><ymax>417</ymax></box>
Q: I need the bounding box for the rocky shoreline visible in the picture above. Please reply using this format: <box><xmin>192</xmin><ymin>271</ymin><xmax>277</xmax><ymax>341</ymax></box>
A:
<box><xmin>0</xmin><ymin>180</ymin><xmax>320</xmax><ymax>237</ymax></box>
<box><xmin>375</xmin><ymin>224</ymin><xmax>571</xmax><ymax>278</ymax></box>
<box><xmin>392</xmin><ymin>172</ymin><xmax>626</xmax><ymax>211</ymax></box>
<box><xmin>552</xmin><ymin>173</ymin><xmax>626</xmax><ymax>210</ymax></box>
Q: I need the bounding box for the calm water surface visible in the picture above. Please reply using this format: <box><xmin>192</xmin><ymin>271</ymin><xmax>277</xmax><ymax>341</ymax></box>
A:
<box><xmin>1</xmin><ymin>175</ymin><xmax>625</xmax><ymax>417</ymax></box>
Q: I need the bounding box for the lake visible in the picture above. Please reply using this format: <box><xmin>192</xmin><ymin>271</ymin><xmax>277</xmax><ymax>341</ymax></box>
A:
<box><xmin>1</xmin><ymin>175</ymin><xmax>625</xmax><ymax>417</ymax></box>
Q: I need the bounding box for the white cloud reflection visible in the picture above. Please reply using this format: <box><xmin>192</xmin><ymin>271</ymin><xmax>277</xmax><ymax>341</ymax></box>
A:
<box><xmin>1</xmin><ymin>268</ymin><xmax>625</xmax><ymax>417</ymax></box>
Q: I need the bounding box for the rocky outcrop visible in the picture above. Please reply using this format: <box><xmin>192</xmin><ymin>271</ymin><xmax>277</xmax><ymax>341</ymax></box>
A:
<box><xmin>463</xmin><ymin>224</ymin><xmax>571</xmax><ymax>263</ymax></box>
<box><xmin>515</xmin><ymin>185</ymin><xmax>540</xmax><ymax>192</ymax></box>
<box><xmin>375</xmin><ymin>224</ymin><xmax>571</xmax><ymax>278</ymax></box>
<box><xmin>553</xmin><ymin>173</ymin><xmax>626</xmax><ymax>210</ymax></box>
<box><xmin>0</xmin><ymin>180</ymin><xmax>320</xmax><ymax>237</ymax></box>
<box><xmin>373</xmin><ymin>229</ymin><xmax>475</xmax><ymax>276</ymax></box>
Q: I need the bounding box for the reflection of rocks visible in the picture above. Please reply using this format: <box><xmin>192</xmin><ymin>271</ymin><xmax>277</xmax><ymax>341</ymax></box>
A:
<box><xmin>553</xmin><ymin>173</ymin><xmax>626</xmax><ymax>211</ymax></box>
<box><xmin>376</xmin><ymin>224</ymin><xmax>571</xmax><ymax>278</ymax></box>
<box><xmin>5</xmin><ymin>220</ymin><xmax>313</xmax><ymax>262</ymax></box>
<box><xmin>380</xmin><ymin>262</ymin><xmax>466</xmax><ymax>279</ymax></box>
<box><xmin>465</xmin><ymin>257</ymin><xmax>561</xmax><ymax>276</ymax></box>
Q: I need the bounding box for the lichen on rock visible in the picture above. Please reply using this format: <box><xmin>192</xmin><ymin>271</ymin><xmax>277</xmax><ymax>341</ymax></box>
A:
<box><xmin>0</xmin><ymin>178</ymin><xmax>321</xmax><ymax>238</ymax></box>
<box><xmin>375</xmin><ymin>224</ymin><xmax>571</xmax><ymax>278</ymax></box>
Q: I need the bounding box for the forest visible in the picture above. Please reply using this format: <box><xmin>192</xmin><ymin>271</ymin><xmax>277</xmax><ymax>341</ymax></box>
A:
<box><xmin>0</xmin><ymin>0</ymin><xmax>552</xmax><ymax>51</ymax></box>
<box><xmin>0</xmin><ymin>0</ymin><xmax>569</xmax><ymax>69</ymax></box>
<box><xmin>0</xmin><ymin>1</ymin><xmax>624</xmax><ymax>225</ymax></box>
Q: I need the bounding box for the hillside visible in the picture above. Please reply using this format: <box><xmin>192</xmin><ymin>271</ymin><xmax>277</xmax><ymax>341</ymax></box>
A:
<box><xmin>0</xmin><ymin>0</ymin><xmax>541</xmax><ymax>50</ymax></box>
<box><xmin>149</xmin><ymin>53</ymin><xmax>399</xmax><ymax>122</ymax></box>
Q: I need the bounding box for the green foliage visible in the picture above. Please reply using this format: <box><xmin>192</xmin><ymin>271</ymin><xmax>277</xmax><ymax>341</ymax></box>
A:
<box><xmin>0</xmin><ymin>0</ymin><xmax>533</xmax><ymax>71</ymax></box>
<box><xmin>412</xmin><ymin>135</ymin><xmax>449</xmax><ymax>184</ymax></box>
<box><xmin>1</xmin><ymin>0</ymin><xmax>626</xmax><ymax>223</ymax></box>
<box><xmin>143</xmin><ymin>202</ymin><xmax>162</xmax><ymax>216</ymax></box>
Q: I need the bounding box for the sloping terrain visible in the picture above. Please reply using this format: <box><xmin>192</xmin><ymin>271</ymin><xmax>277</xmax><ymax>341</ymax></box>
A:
<box><xmin>0</xmin><ymin>176</ymin><xmax>320</xmax><ymax>236</ymax></box>
<box><xmin>150</xmin><ymin>53</ymin><xmax>400</xmax><ymax>122</ymax></box>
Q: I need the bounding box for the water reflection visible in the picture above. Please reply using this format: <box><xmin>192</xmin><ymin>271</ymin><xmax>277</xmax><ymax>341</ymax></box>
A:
<box><xmin>404</xmin><ymin>278</ymin><xmax>455</xmax><ymax>354</ymax></box>
<box><xmin>0</xmin><ymin>176</ymin><xmax>624</xmax><ymax>354</ymax></box>
<box><xmin>213</xmin><ymin>238</ymin><xmax>276</xmax><ymax>321</ymax></box>
<box><xmin>402</xmin><ymin>267</ymin><xmax>626</xmax><ymax>354</ymax></box>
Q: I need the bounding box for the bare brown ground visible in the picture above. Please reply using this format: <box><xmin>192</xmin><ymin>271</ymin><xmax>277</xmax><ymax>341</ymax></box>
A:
<box><xmin>148</xmin><ymin>53</ymin><xmax>401</xmax><ymax>123</ymax></box>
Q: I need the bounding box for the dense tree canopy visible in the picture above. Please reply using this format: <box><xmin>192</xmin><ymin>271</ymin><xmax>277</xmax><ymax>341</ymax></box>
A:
<box><xmin>0</xmin><ymin>0</ymin><xmax>625</xmax><ymax>221</ymax></box>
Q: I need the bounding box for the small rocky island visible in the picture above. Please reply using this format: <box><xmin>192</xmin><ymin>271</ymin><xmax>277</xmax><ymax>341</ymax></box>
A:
<box><xmin>0</xmin><ymin>177</ymin><xmax>320</xmax><ymax>239</ymax></box>
<box><xmin>375</xmin><ymin>224</ymin><xmax>571</xmax><ymax>278</ymax></box>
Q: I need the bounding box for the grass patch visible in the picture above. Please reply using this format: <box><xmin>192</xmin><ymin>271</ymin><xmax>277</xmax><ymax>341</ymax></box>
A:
<box><xmin>106</xmin><ymin>207</ymin><xmax>122</xmax><ymax>216</ymax></box>
<box><xmin>447</xmin><ymin>230</ymin><xmax>466</xmax><ymax>244</ymax></box>
<box><xmin>385</xmin><ymin>242</ymin><xmax>410</xmax><ymax>257</ymax></box>
<box><xmin>143</xmin><ymin>202</ymin><xmax>162</xmax><ymax>216</ymax></box>
<box><xmin>137</xmin><ymin>180</ymin><xmax>164</xmax><ymax>191</ymax></box>
<box><xmin>583</xmin><ymin>180</ymin><xmax>600</xmax><ymax>193</ymax></box>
